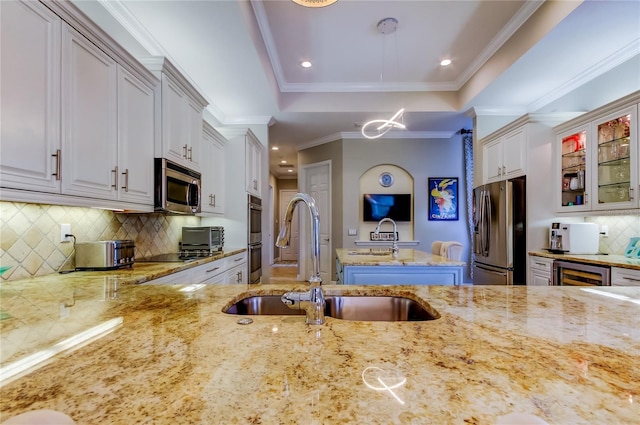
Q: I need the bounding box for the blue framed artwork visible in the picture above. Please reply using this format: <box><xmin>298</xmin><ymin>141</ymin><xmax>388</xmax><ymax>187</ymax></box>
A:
<box><xmin>428</xmin><ymin>177</ymin><xmax>458</xmax><ymax>221</ymax></box>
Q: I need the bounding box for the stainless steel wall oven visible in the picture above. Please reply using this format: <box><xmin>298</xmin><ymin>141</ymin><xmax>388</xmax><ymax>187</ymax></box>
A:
<box><xmin>248</xmin><ymin>195</ymin><xmax>262</xmax><ymax>283</ymax></box>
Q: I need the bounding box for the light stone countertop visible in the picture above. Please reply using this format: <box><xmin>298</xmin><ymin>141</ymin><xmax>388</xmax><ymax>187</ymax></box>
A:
<box><xmin>336</xmin><ymin>248</ymin><xmax>466</xmax><ymax>267</ymax></box>
<box><xmin>529</xmin><ymin>250</ymin><xmax>640</xmax><ymax>271</ymax></box>
<box><xmin>1</xmin><ymin>264</ymin><xmax>638</xmax><ymax>424</ymax></box>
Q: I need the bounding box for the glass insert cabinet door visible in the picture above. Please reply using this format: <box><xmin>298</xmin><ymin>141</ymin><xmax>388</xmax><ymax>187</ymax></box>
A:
<box><xmin>560</xmin><ymin>130</ymin><xmax>588</xmax><ymax>210</ymax></box>
<box><xmin>594</xmin><ymin>107</ymin><xmax>636</xmax><ymax>208</ymax></box>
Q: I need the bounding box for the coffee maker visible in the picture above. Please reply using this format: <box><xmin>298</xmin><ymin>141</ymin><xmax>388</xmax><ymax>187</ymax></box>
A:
<box><xmin>548</xmin><ymin>222</ymin><xmax>600</xmax><ymax>254</ymax></box>
<box><xmin>549</xmin><ymin>227</ymin><xmax>563</xmax><ymax>251</ymax></box>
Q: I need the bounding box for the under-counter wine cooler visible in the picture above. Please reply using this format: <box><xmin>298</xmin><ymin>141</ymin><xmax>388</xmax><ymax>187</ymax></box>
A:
<box><xmin>553</xmin><ymin>260</ymin><xmax>610</xmax><ymax>286</ymax></box>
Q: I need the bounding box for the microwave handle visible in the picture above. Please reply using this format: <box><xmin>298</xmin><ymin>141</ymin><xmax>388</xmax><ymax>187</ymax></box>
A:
<box><xmin>188</xmin><ymin>179</ymin><xmax>201</xmax><ymax>212</ymax></box>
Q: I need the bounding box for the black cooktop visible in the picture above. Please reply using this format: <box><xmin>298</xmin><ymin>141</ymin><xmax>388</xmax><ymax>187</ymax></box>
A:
<box><xmin>139</xmin><ymin>253</ymin><xmax>210</xmax><ymax>263</ymax></box>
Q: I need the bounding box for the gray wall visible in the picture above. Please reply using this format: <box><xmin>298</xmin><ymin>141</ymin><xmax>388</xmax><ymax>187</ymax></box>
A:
<box><xmin>299</xmin><ymin>136</ymin><xmax>471</xmax><ymax>282</ymax></box>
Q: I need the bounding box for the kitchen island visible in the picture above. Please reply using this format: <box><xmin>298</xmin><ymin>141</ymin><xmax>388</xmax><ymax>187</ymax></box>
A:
<box><xmin>1</xmin><ymin>267</ymin><xmax>638</xmax><ymax>424</ymax></box>
<box><xmin>336</xmin><ymin>248</ymin><xmax>465</xmax><ymax>285</ymax></box>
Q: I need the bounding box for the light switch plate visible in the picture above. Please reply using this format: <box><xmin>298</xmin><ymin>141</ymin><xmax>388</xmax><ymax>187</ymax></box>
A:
<box><xmin>348</xmin><ymin>228</ymin><xmax>357</xmax><ymax>236</ymax></box>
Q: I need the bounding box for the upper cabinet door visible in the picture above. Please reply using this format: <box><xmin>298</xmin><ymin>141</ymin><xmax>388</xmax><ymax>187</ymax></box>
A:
<box><xmin>502</xmin><ymin>127</ymin><xmax>526</xmax><ymax>179</ymax></box>
<box><xmin>0</xmin><ymin>0</ymin><xmax>61</xmax><ymax>192</ymax></box>
<box><xmin>61</xmin><ymin>23</ymin><xmax>118</xmax><ymax>199</ymax></box>
<box><xmin>590</xmin><ymin>105</ymin><xmax>638</xmax><ymax>210</ymax></box>
<box><xmin>117</xmin><ymin>66</ymin><xmax>155</xmax><ymax>205</ymax></box>
<box><xmin>161</xmin><ymin>75</ymin><xmax>189</xmax><ymax>166</ymax></box>
<box><xmin>557</xmin><ymin>127</ymin><xmax>590</xmax><ymax>212</ymax></box>
<box><xmin>483</xmin><ymin>139</ymin><xmax>503</xmax><ymax>183</ymax></box>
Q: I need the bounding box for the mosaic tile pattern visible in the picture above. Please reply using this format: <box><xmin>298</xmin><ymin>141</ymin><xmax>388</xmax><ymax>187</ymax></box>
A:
<box><xmin>586</xmin><ymin>214</ymin><xmax>640</xmax><ymax>254</ymax></box>
<box><xmin>0</xmin><ymin>202</ymin><xmax>199</xmax><ymax>281</ymax></box>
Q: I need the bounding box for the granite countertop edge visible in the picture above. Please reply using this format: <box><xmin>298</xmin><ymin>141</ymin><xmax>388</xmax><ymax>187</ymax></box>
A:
<box><xmin>529</xmin><ymin>250</ymin><xmax>640</xmax><ymax>270</ymax></box>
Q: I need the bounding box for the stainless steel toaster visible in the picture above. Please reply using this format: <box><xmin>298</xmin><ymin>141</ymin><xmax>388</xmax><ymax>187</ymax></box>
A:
<box><xmin>75</xmin><ymin>240</ymin><xmax>135</xmax><ymax>270</ymax></box>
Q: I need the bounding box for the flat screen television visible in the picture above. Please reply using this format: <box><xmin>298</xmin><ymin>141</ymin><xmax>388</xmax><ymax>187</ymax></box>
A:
<box><xmin>363</xmin><ymin>194</ymin><xmax>411</xmax><ymax>222</ymax></box>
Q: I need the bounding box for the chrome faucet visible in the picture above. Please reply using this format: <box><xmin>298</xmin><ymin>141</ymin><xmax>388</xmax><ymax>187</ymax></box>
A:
<box><xmin>374</xmin><ymin>217</ymin><xmax>399</xmax><ymax>257</ymax></box>
<box><xmin>276</xmin><ymin>193</ymin><xmax>325</xmax><ymax>325</ymax></box>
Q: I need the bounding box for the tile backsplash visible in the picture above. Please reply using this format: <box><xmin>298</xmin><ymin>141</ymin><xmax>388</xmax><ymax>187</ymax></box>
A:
<box><xmin>0</xmin><ymin>202</ymin><xmax>199</xmax><ymax>281</ymax></box>
<box><xmin>586</xmin><ymin>215</ymin><xmax>640</xmax><ymax>254</ymax></box>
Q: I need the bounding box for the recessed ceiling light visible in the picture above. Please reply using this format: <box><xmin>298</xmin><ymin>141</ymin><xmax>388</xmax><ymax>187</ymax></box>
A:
<box><xmin>281</xmin><ymin>160</ymin><xmax>287</xmax><ymax>164</ymax></box>
<box><xmin>440</xmin><ymin>59</ymin><xmax>452</xmax><ymax>66</ymax></box>
<box><xmin>287</xmin><ymin>169</ymin><xmax>293</xmax><ymax>173</ymax></box>
<box><xmin>300</xmin><ymin>60</ymin><xmax>312</xmax><ymax>68</ymax></box>
<box><xmin>271</xmin><ymin>146</ymin><xmax>279</xmax><ymax>151</ymax></box>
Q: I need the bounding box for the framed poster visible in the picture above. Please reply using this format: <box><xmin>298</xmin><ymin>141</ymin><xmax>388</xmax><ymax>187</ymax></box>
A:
<box><xmin>428</xmin><ymin>177</ymin><xmax>458</xmax><ymax>221</ymax></box>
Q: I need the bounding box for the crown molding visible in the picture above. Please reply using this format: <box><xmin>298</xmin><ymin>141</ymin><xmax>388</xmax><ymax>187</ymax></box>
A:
<box><xmin>528</xmin><ymin>40</ymin><xmax>640</xmax><ymax>112</ymax></box>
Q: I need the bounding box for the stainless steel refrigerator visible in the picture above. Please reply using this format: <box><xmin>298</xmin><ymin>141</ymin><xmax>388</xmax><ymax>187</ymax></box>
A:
<box><xmin>472</xmin><ymin>176</ymin><xmax>526</xmax><ymax>285</ymax></box>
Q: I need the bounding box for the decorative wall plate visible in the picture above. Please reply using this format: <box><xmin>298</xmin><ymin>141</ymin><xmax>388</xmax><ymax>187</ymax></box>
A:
<box><xmin>379</xmin><ymin>172</ymin><xmax>394</xmax><ymax>187</ymax></box>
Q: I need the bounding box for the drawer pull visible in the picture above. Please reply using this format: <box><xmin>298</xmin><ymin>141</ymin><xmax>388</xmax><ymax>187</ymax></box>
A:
<box><xmin>623</xmin><ymin>276</ymin><xmax>640</xmax><ymax>282</ymax></box>
<box><xmin>535</xmin><ymin>262</ymin><xmax>547</xmax><ymax>267</ymax></box>
<box><xmin>206</xmin><ymin>267</ymin><xmax>220</xmax><ymax>273</ymax></box>
<box><xmin>234</xmin><ymin>258</ymin><xmax>243</xmax><ymax>262</ymax></box>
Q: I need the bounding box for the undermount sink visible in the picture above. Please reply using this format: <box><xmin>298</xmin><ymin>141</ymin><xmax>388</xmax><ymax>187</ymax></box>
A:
<box><xmin>347</xmin><ymin>250</ymin><xmax>392</xmax><ymax>256</ymax></box>
<box><xmin>224</xmin><ymin>295</ymin><xmax>439</xmax><ymax>321</ymax></box>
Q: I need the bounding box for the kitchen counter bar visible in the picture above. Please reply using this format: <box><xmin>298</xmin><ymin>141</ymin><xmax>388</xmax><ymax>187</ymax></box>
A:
<box><xmin>336</xmin><ymin>248</ymin><xmax>465</xmax><ymax>267</ymax></box>
<box><xmin>529</xmin><ymin>250</ymin><xmax>640</xmax><ymax>270</ymax></box>
<box><xmin>1</xmin><ymin>266</ymin><xmax>638</xmax><ymax>423</ymax></box>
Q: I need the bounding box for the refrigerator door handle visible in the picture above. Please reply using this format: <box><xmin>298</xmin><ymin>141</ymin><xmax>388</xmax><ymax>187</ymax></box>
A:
<box><xmin>482</xmin><ymin>190</ymin><xmax>491</xmax><ymax>256</ymax></box>
<box><xmin>475</xmin><ymin>264</ymin><xmax>507</xmax><ymax>277</ymax></box>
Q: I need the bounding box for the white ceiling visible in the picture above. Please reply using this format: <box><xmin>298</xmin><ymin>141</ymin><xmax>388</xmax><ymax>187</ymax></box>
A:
<box><xmin>75</xmin><ymin>0</ymin><xmax>640</xmax><ymax>178</ymax></box>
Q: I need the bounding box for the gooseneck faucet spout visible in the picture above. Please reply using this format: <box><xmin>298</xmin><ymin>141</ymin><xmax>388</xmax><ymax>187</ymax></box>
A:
<box><xmin>276</xmin><ymin>193</ymin><xmax>325</xmax><ymax>325</ymax></box>
<box><xmin>375</xmin><ymin>217</ymin><xmax>399</xmax><ymax>257</ymax></box>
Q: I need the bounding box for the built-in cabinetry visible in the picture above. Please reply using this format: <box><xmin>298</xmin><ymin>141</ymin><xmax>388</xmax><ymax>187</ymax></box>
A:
<box><xmin>482</xmin><ymin>126</ymin><xmax>526</xmax><ymax>183</ymax></box>
<box><xmin>555</xmin><ymin>92</ymin><xmax>639</xmax><ymax>212</ymax></box>
<box><xmin>245</xmin><ymin>132</ymin><xmax>263</xmax><ymax>197</ymax></box>
<box><xmin>140</xmin><ymin>57</ymin><xmax>208</xmax><ymax>172</ymax></box>
<box><xmin>336</xmin><ymin>258</ymin><xmax>462</xmax><ymax>285</ymax></box>
<box><xmin>528</xmin><ymin>255</ymin><xmax>553</xmax><ymax>286</ymax></box>
<box><xmin>143</xmin><ymin>252</ymin><xmax>247</xmax><ymax>285</ymax></box>
<box><xmin>0</xmin><ymin>0</ymin><xmax>157</xmax><ymax>210</ymax></box>
<box><xmin>611</xmin><ymin>267</ymin><xmax>640</xmax><ymax>286</ymax></box>
<box><xmin>200</xmin><ymin>122</ymin><xmax>226</xmax><ymax>215</ymax></box>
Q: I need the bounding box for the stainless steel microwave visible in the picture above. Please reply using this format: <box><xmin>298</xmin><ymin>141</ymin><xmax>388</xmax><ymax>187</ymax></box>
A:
<box><xmin>154</xmin><ymin>158</ymin><xmax>201</xmax><ymax>214</ymax></box>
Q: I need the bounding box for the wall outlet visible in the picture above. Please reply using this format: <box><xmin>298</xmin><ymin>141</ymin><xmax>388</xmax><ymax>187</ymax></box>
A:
<box><xmin>60</xmin><ymin>223</ymin><xmax>71</xmax><ymax>242</ymax></box>
<box><xmin>348</xmin><ymin>228</ymin><xmax>357</xmax><ymax>236</ymax></box>
<box><xmin>600</xmin><ymin>225</ymin><xmax>609</xmax><ymax>237</ymax></box>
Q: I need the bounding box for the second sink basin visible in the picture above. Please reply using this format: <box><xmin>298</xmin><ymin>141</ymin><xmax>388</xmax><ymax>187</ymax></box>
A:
<box><xmin>224</xmin><ymin>295</ymin><xmax>438</xmax><ymax>321</ymax></box>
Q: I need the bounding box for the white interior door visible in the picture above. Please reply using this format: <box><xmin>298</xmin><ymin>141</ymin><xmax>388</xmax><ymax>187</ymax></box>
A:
<box><xmin>279</xmin><ymin>190</ymin><xmax>299</xmax><ymax>262</ymax></box>
<box><xmin>301</xmin><ymin>161</ymin><xmax>331</xmax><ymax>284</ymax></box>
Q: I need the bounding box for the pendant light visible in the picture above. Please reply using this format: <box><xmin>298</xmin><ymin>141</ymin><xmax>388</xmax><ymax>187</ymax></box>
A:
<box><xmin>361</xmin><ymin>17</ymin><xmax>406</xmax><ymax>140</ymax></box>
<box><xmin>291</xmin><ymin>0</ymin><xmax>338</xmax><ymax>8</ymax></box>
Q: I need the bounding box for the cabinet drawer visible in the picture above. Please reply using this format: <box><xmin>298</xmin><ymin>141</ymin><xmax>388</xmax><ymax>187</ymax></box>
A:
<box><xmin>529</xmin><ymin>256</ymin><xmax>553</xmax><ymax>272</ymax></box>
<box><xmin>143</xmin><ymin>268</ymin><xmax>192</xmax><ymax>284</ymax></box>
<box><xmin>611</xmin><ymin>267</ymin><xmax>640</xmax><ymax>286</ymax></box>
<box><xmin>191</xmin><ymin>258</ymin><xmax>226</xmax><ymax>283</ymax></box>
<box><xmin>225</xmin><ymin>252</ymin><xmax>247</xmax><ymax>269</ymax></box>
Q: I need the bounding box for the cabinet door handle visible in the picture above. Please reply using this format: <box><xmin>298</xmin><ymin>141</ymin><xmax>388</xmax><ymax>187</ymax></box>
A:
<box><xmin>629</xmin><ymin>187</ymin><xmax>634</xmax><ymax>201</ymax></box>
<box><xmin>253</xmin><ymin>179</ymin><xmax>258</xmax><ymax>190</ymax></box>
<box><xmin>52</xmin><ymin>149</ymin><xmax>61</xmax><ymax>180</ymax></box>
<box><xmin>183</xmin><ymin>144</ymin><xmax>188</xmax><ymax>159</ymax></box>
<box><xmin>212</xmin><ymin>194</ymin><xmax>216</xmax><ymax>207</ymax></box>
<box><xmin>497</xmin><ymin>166</ymin><xmax>501</xmax><ymax>176</ymax></box>
<box><xmin>111</xmin><ymin>166</ymin><xmax>118</xmax><ymax>189</ymax></box>
<box><xmin>121</xmin><ymin>169</ymin><xmax>129</xmax><ymax>192</ymax></box>
<box><xmin>584</xmin><ymin>193</ymin><xmax>589</xmax><ymax>204</ymax></box>
<box><xmin>188</xmin><ymin>146</ymin><xmax>193</xmax><ymax>161</ymax></box>
<box><xmin>502</xmin><ymin>165</ymin><xmax>506</xmax><ymax>175</ymax></box>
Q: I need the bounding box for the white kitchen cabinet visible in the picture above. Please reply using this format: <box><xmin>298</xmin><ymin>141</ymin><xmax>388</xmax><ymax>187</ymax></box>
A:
<box><xmin>245</xmin><ymin>131</ymin><xmax>263</xmax><ymax>196</ymax></box>
<box><xmin>226</xmin><ymin>264</ymin><xmax>246</xmax><ymax>284</ymax></box>
<box><xmin>141</xmin><ymin>57</ymin><xmax>208</xmax><ymax>171</ymax></box>
<box><xmin>0</xmin><ymin>0</ymin><xmax>61</xmax><ymax>193</ymax></box>
<box><xmin>611</xmin><ymin>267</ymin><xmax>640</xmax><ymax>286</ymax></box>
<box><xmin>0</xmin><ymin>0</ymin><xmax>158</xmax><ymax>211</ymax></box>
<box><xmin>201</xmin><ymin>121</ymin><xmax>226</xmax><ymax>215</ymax></box>
<box><xmin>61</xmin><ymin>23</ymin><xmax>118</xmax><ymax>199</ymax></box>
<box><xmin>482</xmin><ymin>127</ymin><xmax>526</xmax><ymax>183</ymax></box>
<box><xmin>528</xmin><ymin>255</ymin><xmax>553</xmax><ymax>286</ymax></box>
<box><xmin>116</xmin><ymin>66</ymin><xmax>155</xmax><ymax>206</ymax></box>
<box><xmin>555</xmin><ymin>92</ymin><xmax>639</xmax><ymax>213</ymax></box>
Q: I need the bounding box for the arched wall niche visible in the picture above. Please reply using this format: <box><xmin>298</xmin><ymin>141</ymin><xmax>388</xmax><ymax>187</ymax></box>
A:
<box><xmin>358</xmin><ymin>164</ymin><xmax>414</xmax><ymax>241</ymax></box>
